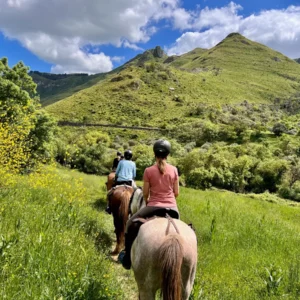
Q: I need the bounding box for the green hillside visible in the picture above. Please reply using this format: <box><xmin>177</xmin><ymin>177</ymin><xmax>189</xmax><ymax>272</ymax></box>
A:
<box><xmin>29</xmin><ymin>71</ymin><xmax>107</xmax><ymax>106</ymax></box>
<box><xmin>30</xmin><ymin>46</ymin><xmax>167</xmax><ymax>106</ymax></box>
<box><xmin>45</xmin><ymin>33</ymin><xmax>300</xmax><ymax>127</ymax></box>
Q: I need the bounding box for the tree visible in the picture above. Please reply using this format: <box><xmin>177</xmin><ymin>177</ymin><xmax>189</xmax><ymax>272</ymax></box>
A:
<box><xmin>0</xmin><ymin>58</ymin><xmax>56</xmax><ymax>174</ymax></box>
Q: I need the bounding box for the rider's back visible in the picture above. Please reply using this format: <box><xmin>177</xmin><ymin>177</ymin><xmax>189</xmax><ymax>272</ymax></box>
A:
<box><xmin>116</xmin><ymin>159</ymin><xmax>136</xmax><ymax>182</ymax></box>
<box><xmin>144</xmin><ymin>163</ymin><xmax>178</xmax><ymax>207</ymax></box>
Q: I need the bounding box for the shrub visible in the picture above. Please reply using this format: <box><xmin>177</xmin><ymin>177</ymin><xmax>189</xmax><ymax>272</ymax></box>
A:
<box><xmin>272</xmin><ymin>123</ymin><xmax>287</xmax><ymax>136</ymax></box>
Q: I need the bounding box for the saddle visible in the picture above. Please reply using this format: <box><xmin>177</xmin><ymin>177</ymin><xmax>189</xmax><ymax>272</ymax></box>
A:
<box><xmin>133</xmin><ymin>208</ymin><xmax>179</xmax><ymax>224</ymax></box>
<box><xmin>132</xmin><ymin>208</ymin><xmax>196</xmax><ymax>233</ymax></box>
<box><xmin>107</xmin><ymin>184</ymin><xmax>133</xmax><ymax>197</ymax></box>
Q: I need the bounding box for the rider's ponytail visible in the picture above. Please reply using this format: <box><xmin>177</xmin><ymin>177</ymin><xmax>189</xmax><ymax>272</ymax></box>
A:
<box><xmin>157</xmin><ymin>158</ymin><xmax>166</xmax><ymax>174</ymax></box>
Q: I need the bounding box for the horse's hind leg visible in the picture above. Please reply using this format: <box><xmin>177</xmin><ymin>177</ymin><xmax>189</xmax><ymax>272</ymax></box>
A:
<box><xmin>182</xmin><ymin>266</ymin><xmax>197</xmax><ymax>300</ymax></box>
<box><xmin>111</xmin><ymin>217</ymin><xmax>122</xmax><ymax>254</ymax></box>
<box><xmin>138</xmin><ymin>287</ymin><xmax>156</xmax><ymax>300</ymax></box>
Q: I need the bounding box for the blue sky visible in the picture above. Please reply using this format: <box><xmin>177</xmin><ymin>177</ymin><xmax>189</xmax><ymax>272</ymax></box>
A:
<box><xmin>0</xmin><ymin>0</ymin><xmax>300</xmax><ymax>73</ymax></box>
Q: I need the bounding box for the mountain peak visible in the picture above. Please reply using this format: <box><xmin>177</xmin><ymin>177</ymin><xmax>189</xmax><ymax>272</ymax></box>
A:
<box><xmin>150</xmin><ymin>46</ymin><xmax>166</xmax><ymax>58</ymax></box>
<box><xmin>226</xmin><ymin>32</ymin><xmax>243</xmax><ymax>39</ymax></box>
<box><xmin>215</xmin><ymin>32</ymin><xmax>252</xmax><ymax>48</ymax></box>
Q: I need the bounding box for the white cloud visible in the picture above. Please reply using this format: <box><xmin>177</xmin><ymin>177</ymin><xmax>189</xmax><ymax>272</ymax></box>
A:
<box><xmin>2</xmin><ymin>0</ymin><xmax>300</xmax><ymax>73</ymax></box>
<box><xmin>111</xmin><ymin>56</ymin><xmax>125</xmax><ymax>63</ymax></box>
<box><xmin>122</xmin><ymin>40</ymin><xmax>144</xmax><ymax>51</ymax></box>
<box><xmin>0</xmin><ymin>0</ymin><xmax>180</xmax><ymax>73</ymax></box>
<box><xmin>172</xmin><ymin>8</ymin><xmax>193</xmax><ymax>30</ymax></box>
<box><xmin>193</xmin><ymin>2</ymin><xmax>242</xmax><ymax>30</ymax></box>
<box><xmin>167</xmin><ymin>3</ymin><xmax>300</xmax><ymax>59</ymax></box>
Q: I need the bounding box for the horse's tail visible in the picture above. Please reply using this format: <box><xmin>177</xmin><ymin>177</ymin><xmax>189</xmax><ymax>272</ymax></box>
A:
<box><xmin>119</xmin><ymin>189</ymin><xmax>131</xmax><ymax>228</ymax></box>
<box><xmin>159</xmin><ymin>234</ymin><xmax>183</xmax><ymax>300</ymax></box>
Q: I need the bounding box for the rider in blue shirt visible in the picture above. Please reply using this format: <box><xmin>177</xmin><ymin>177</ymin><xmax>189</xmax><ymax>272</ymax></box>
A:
<box><xmin>105</xmin><ymin>150</ymin><xmax>136</xmax><ymax>214</ymax></box>
<box><xmin>115</xmin><ymin>150</ymin><xmax>136</xmax><ymax>186</ymax></box>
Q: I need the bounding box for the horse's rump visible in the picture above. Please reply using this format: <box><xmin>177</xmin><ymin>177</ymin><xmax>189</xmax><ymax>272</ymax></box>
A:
<box><xmin>132</xmin><ymin>218</ymin><xmax>197</xmax><ymax>300</ymax></box>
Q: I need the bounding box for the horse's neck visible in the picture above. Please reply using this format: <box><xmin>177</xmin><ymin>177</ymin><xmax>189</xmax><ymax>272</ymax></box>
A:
<box><xmin>130</xmin><ymin>188</ymin><xmax>145</xmax><ymax>215</ymax></box>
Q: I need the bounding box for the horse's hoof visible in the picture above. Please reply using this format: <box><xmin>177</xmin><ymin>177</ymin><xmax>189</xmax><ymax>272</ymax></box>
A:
<box><xmin>110</xmin><ymin>249</ymin><xmax>119</xmax><ymax>255</ymax></box>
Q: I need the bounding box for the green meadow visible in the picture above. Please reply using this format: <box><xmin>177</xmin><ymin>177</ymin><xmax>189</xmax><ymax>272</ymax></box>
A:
<box><xmin>1</xmin><ymin>167</ymin><xmax>300</xmax><ymax>299</ymax></box>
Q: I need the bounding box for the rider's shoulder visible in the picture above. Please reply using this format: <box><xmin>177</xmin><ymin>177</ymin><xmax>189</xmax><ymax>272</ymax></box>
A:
<box><xmin>166</xmin><ymin>162</ymin><xmax>176</xmax><ymax>168</ymax></box>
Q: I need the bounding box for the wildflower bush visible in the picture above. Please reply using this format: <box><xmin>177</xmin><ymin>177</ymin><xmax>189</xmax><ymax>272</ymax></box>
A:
<box><xmin>0</xmin><ymin>58</ymin><xmax>57</xmax><ymax>184</ymax></box>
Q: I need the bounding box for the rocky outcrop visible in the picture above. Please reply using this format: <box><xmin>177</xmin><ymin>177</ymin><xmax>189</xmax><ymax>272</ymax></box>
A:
<box><xmin>152</xmin><ymin>46</ymin><xmax>165</xmax><ymax>58</ymax></box>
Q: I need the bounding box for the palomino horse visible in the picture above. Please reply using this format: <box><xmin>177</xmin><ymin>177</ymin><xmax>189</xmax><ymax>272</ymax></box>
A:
<box><xmin>107</xmin><ymin>185</ymin><xmax>134</xmax><ymax>254</ymax></box>
<box><xmin>129</xmin><ymin>197</ymin><xmax>198</xmax><ymax>299</ymax></box>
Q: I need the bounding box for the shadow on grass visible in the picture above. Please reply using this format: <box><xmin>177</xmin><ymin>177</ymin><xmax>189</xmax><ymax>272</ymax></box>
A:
<box><xmin>90</xmin><ymin>197</ymin><xmax>121</xmax><ymax>259</ymax></box>
<box><xmin>95</xmin><ymin>230</ymin><xmax>113</xmax><ymax>253</ymax></box>
<box><xmin>92</xmin><ymin>197</ymin><xmax>107</xmax><ymax>212</ymax></box>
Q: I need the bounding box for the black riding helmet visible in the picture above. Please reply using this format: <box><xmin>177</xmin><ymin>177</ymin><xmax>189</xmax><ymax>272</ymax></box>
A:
<box><xmin>153</xmin><ymin>139</ymin><xmax>171</xmax><ymax>157</ymax></box>
<box><xmin>117</xmin><ymin>151</ymin><xmax>122</xmax><ymax>156</ymax></box>
<box><xmin>124</xmin><ymin>149</ymin><xmax>133</xmax><ymax>160</ymax></box>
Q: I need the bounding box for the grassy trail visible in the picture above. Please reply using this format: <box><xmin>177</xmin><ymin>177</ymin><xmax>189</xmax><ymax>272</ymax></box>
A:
<box><xmin>60</xmin><ymin>168</ymin><xmax>139</xmax><ymax>299</ymax></box>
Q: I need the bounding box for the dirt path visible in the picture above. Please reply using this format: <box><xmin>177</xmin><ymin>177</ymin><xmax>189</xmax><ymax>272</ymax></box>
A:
<box><xmin>58</xmin><ymin>120</ymin><xmax>162</xmax><ymax>131</ymax></box>
<box><xmin>89</xmin><ymin>179</ymin><xmax>139</xmax><ymax>299</ymax></box>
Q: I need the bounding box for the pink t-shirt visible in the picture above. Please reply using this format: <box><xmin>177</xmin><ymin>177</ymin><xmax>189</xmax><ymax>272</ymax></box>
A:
<box><xmin>143</xmin><ymin>163</ymin><xmax>178</xmax><ymax>208</ymax></box>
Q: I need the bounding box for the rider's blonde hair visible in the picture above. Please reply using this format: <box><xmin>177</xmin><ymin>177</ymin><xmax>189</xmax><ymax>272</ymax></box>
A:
<box><xmin>157</xmin><ymin>157</ymin><xmax>167</xmax><ymax>174</ymax></box>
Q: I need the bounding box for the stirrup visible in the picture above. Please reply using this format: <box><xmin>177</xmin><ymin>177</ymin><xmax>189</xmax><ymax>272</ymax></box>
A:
<box><xmin>118</xmin><ymin>250</ymin><xmax>131</xmax><ymax>270</ymax></box>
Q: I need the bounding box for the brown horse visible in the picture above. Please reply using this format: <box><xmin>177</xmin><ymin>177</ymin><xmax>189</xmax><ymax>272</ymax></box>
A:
<box><xmin>106</xmin><ymin>171</ymin><xmax>116</xmax><ymax>191</ymax></box>
<box><xmin>108</xmin><ymin>185</ymin><xmax>134</xmax><ymax>254</ymax></box>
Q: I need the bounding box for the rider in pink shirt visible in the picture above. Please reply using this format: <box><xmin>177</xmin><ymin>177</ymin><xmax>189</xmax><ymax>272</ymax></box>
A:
<box><xmin>143</xmin><ymin>162</ymin><xmax>178</xmax><ymax>208</ymax></box>
<box><xmin>119</xmin><ymin>139</ymin><xmax>179</xmax><ymax>270</ymax></box>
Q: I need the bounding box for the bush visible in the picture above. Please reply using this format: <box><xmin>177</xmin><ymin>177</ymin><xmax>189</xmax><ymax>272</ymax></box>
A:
<box><xmin>272</xmin><ymin>123</ymin><xmax>287</xmax><ymax>136</ymax></box>
<box><xmin>187</xmin><ymin>168</ymin><xmax>214</xmax><ymax>189</ymax></box>
<box><xmin>132</xmin><ymin>144</ymin><xmax>153</xmax><ymax>179</ymax></box>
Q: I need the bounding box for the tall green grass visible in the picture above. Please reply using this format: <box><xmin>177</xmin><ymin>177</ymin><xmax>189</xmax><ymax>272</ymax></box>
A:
<box><xmin>1</xmin><ymin>168</ymin><xmax>300</xmax><ymax>299</ymax></box>
<box><xmin>178</xmin><ymin>189</ymin><xmax>300</xmax><ymax>299</ymax></box>
<box><xmin>0</xmin><ymin>167</ymin><xmax>135</xmax><ymax>299</ymax></box>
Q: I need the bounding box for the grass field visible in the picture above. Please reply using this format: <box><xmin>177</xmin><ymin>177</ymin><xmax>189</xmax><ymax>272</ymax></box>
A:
<box><xmin>1</xmin><ymin>167</ymin><xmax>300</xmax><ymax>299</ymax></box>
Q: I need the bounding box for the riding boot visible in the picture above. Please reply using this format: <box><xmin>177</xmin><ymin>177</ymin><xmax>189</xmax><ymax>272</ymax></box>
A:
<box><xmin>105</xmin><ymin>206</ymin><xmax>111</xmax><ymax>214</ymax></box>
<box><xmin>118</xmin><ymin>233</ymin><xmax>133</xmax><ymax>270</ymax></box>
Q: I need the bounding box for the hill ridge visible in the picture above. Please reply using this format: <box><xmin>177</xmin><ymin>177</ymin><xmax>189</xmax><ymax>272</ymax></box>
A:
<box><xmin>45</xmin><ymin>32</ymin><xmax>300</xmax><ymax>128</ymax></box>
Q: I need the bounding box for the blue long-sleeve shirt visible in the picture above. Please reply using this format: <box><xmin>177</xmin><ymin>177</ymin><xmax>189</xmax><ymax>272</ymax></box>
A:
<box><xmin>115</xmin><ymin>160</ymin><xmax>136</xmax><ymax>182</ymax></box>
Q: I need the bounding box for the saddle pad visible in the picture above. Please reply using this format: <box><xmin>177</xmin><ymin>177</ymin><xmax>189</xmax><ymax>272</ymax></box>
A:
<box><xmin>131</xmin><ymin>188</ymin><xmax>143</xmax><ymax>205</ymax></box>
<box><xmin>107</xmin><ymin>185</ymin><xmax>132</xmax><ymax>197</ymax></box>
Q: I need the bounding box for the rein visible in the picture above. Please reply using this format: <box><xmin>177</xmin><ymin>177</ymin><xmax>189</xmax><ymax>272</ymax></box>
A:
<box><xmin>165</xmin><ymin>214</ymin><xmax>180</xmax><ymax>235</ymax></box>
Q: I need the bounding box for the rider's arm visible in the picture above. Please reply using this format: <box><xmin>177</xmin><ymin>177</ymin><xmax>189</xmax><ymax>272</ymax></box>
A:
<box><xmin>143</xmin><ymin>180</ymin><xmax>150</xmax><ymax>204</ymax></box>
<box><xmin>133</xmin><ymin>162</ymin><xmax>136</xmax><ymax>179</ymax></box>
<box><xmin>173</xmin><ymin>179</ymin><xmax>179</xmax><ymax>198</ymax></box>
<box><xmin>173</xmin><ymin>167</ymin><xmax>179</xmax><ymax>197</ymax></box>
<box><xmin>115</xmin><ymin>161</ymin><xmax>121</xmax><ymax>178</ymax></box>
